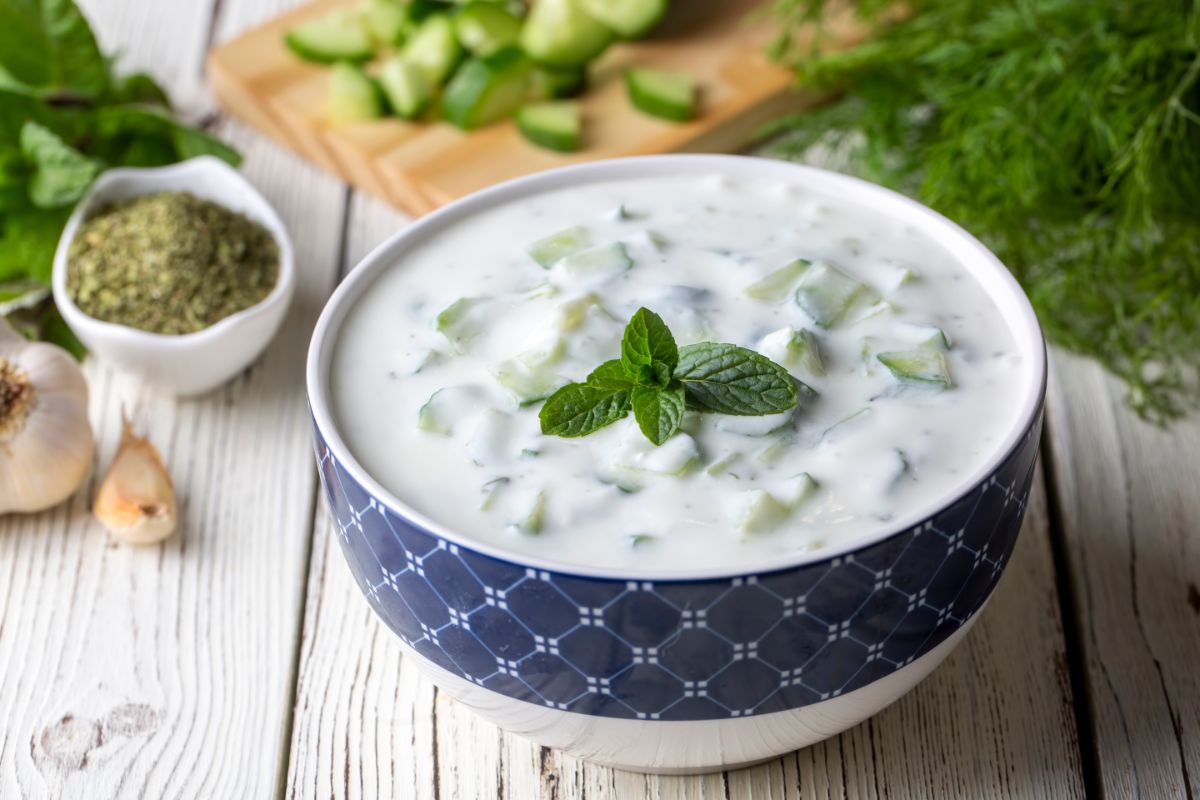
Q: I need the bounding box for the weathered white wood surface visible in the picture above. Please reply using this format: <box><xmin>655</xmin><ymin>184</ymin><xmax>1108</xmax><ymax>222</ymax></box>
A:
<box><xmin>1044</xmin><ymin>352</ymin><xmax>1200</xmax><ymax>799</ymax></box>
<box><xmin>1</xmin><ymin>0</ymin><xmax>1197</xmax><ymax>797</ymax></box>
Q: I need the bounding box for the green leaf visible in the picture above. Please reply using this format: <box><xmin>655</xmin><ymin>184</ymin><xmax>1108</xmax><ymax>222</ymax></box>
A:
<box><xmin>0</xmin><ymin>206</ymin><xmax>70</xmax><ymax>282</ymax></box>
<box><xmin>539</xmin><ymin>382</ymin><xmax>632</xmax><ymax>438</ymax></box>
<box><xmin>92</xmin><ymin>105</ymin><xmax>241</xmax><ymax>167</ymax></box>
<box><xmin>0</xmin><ymin>0</ymin><xmax>110</xmax><ymax>97</ymax></box>
<box><xmin>19</xmin><ymin>120</ymin><xmax>101</xmax><ymax>207</ymax></box>
<box><xmin>631</xmin><ymin>383</ymin><xmax>686</xmax><ymax>446</ymax></box>
<box><xmin>587</xmin><ymin>358</ymin><xmax>632</xmax><ymax>388</ymax></box>
<box><xmin>110</xmin><ymin>72</ymin><xmax>170</xmax><ymax>107</ymax></box>
<box><xmin>675</xmin><ymin>342</ymin><xmax>801</xmax><ymax>416</ymax></box>
<box><xmin>620</xmin><ymin>306</ymin><xmax>677</xmax><ymax>385</ymax></box>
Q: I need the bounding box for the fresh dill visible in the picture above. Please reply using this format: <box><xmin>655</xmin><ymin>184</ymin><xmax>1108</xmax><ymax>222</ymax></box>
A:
<box><xmin>766</xmin><ymin>0</ymin><xmax>1200</xmax><ymax>422</ymax></box>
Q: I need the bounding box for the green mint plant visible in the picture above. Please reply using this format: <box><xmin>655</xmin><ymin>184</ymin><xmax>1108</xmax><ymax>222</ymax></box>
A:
<box><xmin>539</xmin><ymin>308</ymin><xmax>805</xmax><ymax>445</ymax></box>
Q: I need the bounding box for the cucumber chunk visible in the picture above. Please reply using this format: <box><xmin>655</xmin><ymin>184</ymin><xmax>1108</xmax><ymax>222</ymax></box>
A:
<box><xmin>443</xmin><ymin>46</ymin><xmax>531</xmax><ymax>129</ymax></box>
<box><xmin>604</xmin><ymin>427</ymin><xmax>699</xmax><ymax>488</ymax></box>
<box><xmin>794</xmin><ymin>260</ymin><xmax>873</xmax><ymax>328</ymax></box>
<box><xmin>467</xmin><ymin>408</ymin><xmax>513</xmax><ymax>464</ymax></box>
<box><xmin>558</xmin><ymin>242</ymin><xmax>633</xmax><ymax>279</ymax></box>
<box><xmin>705</xmin><ymin>451</ymin><xmax>742</xmax><ymax>477</ymax></box>
<box><xmin>778</xmin><ymin>472</ymin><xmax>818</xmax><ymax>508</ymax></box>
<box><xmin>878</xmin><ymin>349</ymin><xmax>953</xmax><ymax>388</ymax></box>
<box><xmin>520</xmin><ymin>0</ymin><xmax>613</xmax><ymax>67</ymax></box>
<box><xmin>361</xmin><ymin>0</ymin><xmax>407</xmax><ymax>46</ymax></box>
<box><xmin>509</xmin><ymin>489</ymin><xmax>547</xmax><ymax>534</ymax></box>
<box><xmin>578</xmin><ymin>0</ymin><xmax>667</xmax><ymax>38</ymax></box>
<box><xmin>757</xmin><ymin>326</ymin><xmax>824</xmax><ymax>378</ymax></box>
<box><xmin>517</xmin><ymin>101</ymin><xmax>582</xmax><ymax>152</ymax></box>
<box><xmin>755</xmin><ymin>435</ymin><xmax>793</xmax><ymax>465</ymax></box>
<box><xmin>900</xmin><ymin>323</ymin><xmax>951</xmax><ymax>350</ymax></box>
<box><xmin>286</xmin><ymin>10</ymin><xmax>375</xmax><ymax>64</ymax></box>
<box><xmin>717</xmin><ymin>406</ymin><xmax>796</xmax><ymax>437</ymax></box>
<box><xmin>404</xmin><ymin>14</ymin><xmax>464</xmax><ymax>84</ymax></box>
<box><xmin>529</xmin><ymin>64</ymin><xmax>587</xmax><ymax>99</ymax></box>
<box><xmin>494</xmin><ymin>339</ymin><xmax>567</xmax><ymax>404</ymax></box>
<box><xmin>328</xmin><ymin>62</ymin><xmax>386</xmax><ymax>123</ymax></box>
<box><xmin>378</xmin><ymin>57</ymin><xmax>435</xmax><ymax>118</ymax></box>
<box><xmin>435</xmin><ymin>296</ymin><xmax>488</xmax><ymax>353</ymax></box>
<box><xmin>480</xmin><ymin>476</ymin><xmax>509</xmax><ymax>510</ymax></box>
<box><xmin>625</xmin><ymin>68</ymin><xmax>697</xmax><ymax>122</ymax></box>
<box><xmin>881</xmin><ymin>260</ymin><xmax>918</xmax><ymax>292</ymax></box>
<box><xmin>554</xmin><ymin>292</ymin><xmax>607</xmax><ymax>330</ymax></box>
<box><xmin>744</xmin><ymin>258</ymin><xmax>810</xmax><ymax>303</ymax></box>
<box><xmin>454</xmin><ymin>2</ymin><xmax>522</xmax><ymax>56</ymax></box>
<box><xmin>820</xmin><ymin>407</ymin><xmax>872</xmax><ymax>443</ymax></box>
<box><xmin>528</xmin><ymin>225</ymin><xmax>590</xmax><ymax>267</ymax></box>
<box><xmin>730</xmin><ymin>490</ymin><xmax>790</xmax><ymax>535</ymax></box>
<box><xmin>417</xmin><ymin>385</ymin><xmax>484</xmax><ymax>434</ymax></box>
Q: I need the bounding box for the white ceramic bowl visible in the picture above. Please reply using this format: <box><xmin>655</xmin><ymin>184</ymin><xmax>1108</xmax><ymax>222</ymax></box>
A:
<box><xmin>52</xmin><ymin>156</ymin><xmax>295</xmax><ymax>396</ymax></box>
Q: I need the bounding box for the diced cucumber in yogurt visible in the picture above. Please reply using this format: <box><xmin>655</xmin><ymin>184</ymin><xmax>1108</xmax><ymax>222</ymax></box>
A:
<box><xmin>558</xmin><ymin>242</ymin><xmax>633</xmax><ymax>279</ymax></box>
<box><xmin>602</xmin><ymin>427</ymin><xmax>699</xmax><ymax>487</ymax></box>
<box><xmin>899</xmin><ymin>323</ymin><xmax>951</xmax><ymax>350</ymax></box>
<box><xmin>878</xmin><ymin>349</ymin><xmax>953</xmax><ymax>388</ymax></box>
<box><xmin>755</xmin><ymin>435</ymin><xmax>792</xmax><ymax>465</ymax></box>
<box><xmin>778</xmin><ymin>472</ymin><xmax>818</xmax><ymax>508</ymax></box>
<box><xmin>555</xmin><ymin>292</ymin><xmax>609</xmax><ymax>331</ymax></box>
<box><xmin>480</xmin><ymin>476</ymin><xmax>510</xmax><ymax>510</ymax></box>
<box><xmin>493</xmin><ymin>356</ymin><xmax>565</xmax><ymax>405</ymax></box>
<box><xmin>417</xmin><ymin>385</ymin><xmax>483</xmax><ymax>435</ymax></box>
<box><xmin>731</xmin><ymin>490</ymin><xmax>790</xmax><ymax>535</ymax></box>
<box><xmin>757</xmin><ymin>326</ymin><xmax>824</xmax><ymax>377</ymax></box>
<box><xmin>847</xmin><ymin>298</ymin><xmax>896</xmax><ymax>324</ymax></box>
<box><xmin>794</xmin><ymin>261</ymin><xmax>874</xmax><ymax>328</ymax></box>
<box><xmin>527</xmin><ymin>225</ymin><xmax>591</xmax><ymax>267</ymax></box>
<box><xmin>435</xmin><ymin>297</ymin><xmax>488</xmax><ymax>353</ymax></box>
<box><xmin>509</xmin><ymin>489</ymin><xmax>546</xmax><ymax>534</ymax></box>
<box><xmin>705</xmin><ymin>451</ymin><xmax>741</xmax><ymax>477</ymax></box>
<box><xmin>717</xmin><ymin>406</ymin><xmax>795</xmax><ymax>436</ymax></box>
<box><xmin>881</xmin><ymin>260</ymin><xmax>918</xmax><ymax>292</ymax></box>
<box><xmin>467</xmin><ymin>408</ymin><xmax>513</xmax><ymax>464</ymax></box>
<box><xmin>820</xmin><ymin>407</ymin><xmax>873</xmax><ymax>442</ymax></box>
<box><xmin>627</xmin><ymin>533</ymin><xmax>655</xmax><ymax>547</ymax></box>
<box><xmin>398</xmin><ymin>348</ymin><xmax>444</xmax><ymax>375</ymax></box>
<box><xmin>744</xmin><ymin>259</ymin><xmax>810</xmax><ymax>303</ymax></box>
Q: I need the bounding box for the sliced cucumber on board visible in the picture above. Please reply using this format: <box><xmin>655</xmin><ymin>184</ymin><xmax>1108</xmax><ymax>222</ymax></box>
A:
<box><xmin>528</xmin><ymin>64</ymin><xmax>587</xmax><ymax>99</ymax></box>
<box><xmin>517</xmin><ymin>101</ymin><xmax>582</xmax><ymax>151</ymax></box>
<box><xmin>520</xmin><ymin>0</ymin><xmax>613</xmax><ymax>67</ymax></box>
<box><xmin>286</xmin><ymin>10</ymin><xmax>375</xmax><ymax>64</ymax></box>
<box><xmin>362</xmin><ymin>0</ymin><xmax>407</xmax><ymax>46</ymax></box>
<box><xmin>578</xmin><ymin>0</ymin><xmax>668</xmax><ymax>38</ymax></box>
<box><xmin>454</xmin><ymin>2</ymin><xmax>523</xmax><ymax>56</ymax></box>
<box><xmin>378</xmin><ymin>57</ymin><xmax>435</xmax><ymax>118</ymax></box>
<box><xmin>625</xmin><ymin>68</ymin><xmax>696</xmax><ymax>121</ymax></box>
<box><xmin>442</xmin><ymin>45</ymin><xmax>531</xmax><ymax>129</ymax></box>
<box><xmin>405</xmin><ymin>14</ymin><xmax>464</xmax><ymax>84</ymax></box>
<box><xmin>328</xmin><ymin>62</ymin><xmax>386</xmax><ymax>123</ymax></box>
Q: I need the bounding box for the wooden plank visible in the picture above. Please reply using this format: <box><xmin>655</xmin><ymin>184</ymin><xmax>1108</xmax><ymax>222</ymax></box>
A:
<box><xmin>0</xmin><ymin>0</ymin><xmax>350</xmax><ymax>788</ymax></box>
<box><xmin>1043</xmin><ymin>350</ymin><xmax>1200</xmax><ymax>798</ymax></box>
<box><xmin>206</xmin><ymin>0</ymin><xmax>868</xmax><ymax>216</ymax></box>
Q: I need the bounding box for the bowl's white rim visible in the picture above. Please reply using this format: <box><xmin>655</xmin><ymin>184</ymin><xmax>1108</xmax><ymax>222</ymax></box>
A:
<box><xmin>307</xmin><ymin>154</ymin><xmax>1047</xmax><ymax>582</ymax></box>
<box><xmin>51</xmin><ymin>156</ymin><xmax>296</xmax><ymax>349</ymax></box>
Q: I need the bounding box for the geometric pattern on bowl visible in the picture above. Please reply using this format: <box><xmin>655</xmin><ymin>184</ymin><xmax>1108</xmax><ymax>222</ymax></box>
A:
<box><xmin>315</xmin><ymin>414</ymin><xmax>1041</xmax><ymax>722</ymax></box>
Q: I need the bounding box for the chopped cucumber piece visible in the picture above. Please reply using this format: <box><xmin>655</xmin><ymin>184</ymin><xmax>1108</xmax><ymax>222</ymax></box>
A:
<box><xmin>625</xmin><ymin>68</ymin><xmax>697</xmax><ymax>122</ymax></box>
<box><xmin>285</xmin><ymin>10</ymin><xmax>375</xmax><ymax>64</ymax></box>
<box><xmin>509</xmin><ymin>489</ymin><xmax>546</xmax><ymax>534</ymax></box>
<box><xmin>608</xmin><ymin>203</ymin><xmax>631</xmax><ymax>221</ymax></box>
<box><xmin>559</xmin><ymin>242</ymin><xmax>633</xmax><ymax>279</ymax></box>
<box><xmin>528</xmin><ymin>225</ymin><xmax>591</xmax><ymax>267</ymax></box>
<box><xmin>328</xmin><ymin>62</ymin><xmax>386</xmax><ymax>123</ymax></box>
<box><xmin>378</xmin><ymin>57</ymin><xmax>435</xmax><ymax>118</ymax></box>
<box><xmin>435</xmin><ymin>296</ymin><xmax>488</xmax><ymax>353</ymax></box>
<box><xmin>480</xmin><ymin>476</ymin><xmax>509</xmax><ymax>510</ymax></box>
<box><xmin>417</xmin><ymin>385</ymin><xmax>483</xmax><ymax>434</ymax></box>
<box><xmin>517</xmin><ymin>101</ymin><xmax>582</xmax><ymax>152</ymax></box>
<box><xmin>529</xmin><ymin>64</ymin><xmax>587</xmax><ymax>99</ymax></box>
<box><xmin>454</xmin><ymin>2</ymin><xmax>522</xmax><ymax>55</ymax></box>
<box><xmin>731</xmin><ymin>490</ymin><xmax>790</xmax><ymax>535</ymax></box>
<box><xmin>881</xmin><ymin>260</ymin><xmax>918</xmax><ymax>292</ymax></box>
<box><xmin>520</xmin><ymin>0</ymin><xmax>613</xmax><ymax>67</ymax></box>
<box><xmin>717</xmin><ymin>406</ymin><xmax>796</xmax><ymax>437</ymax></box>
<box><xmin>847</xmin><ymin>299</ymin><xmax>896</xmax><ymax>324</ymax></box>
<box><xmin>578</xmin><ymin>0</ymin><xmax>667</xmax><ymax>38</ymax></box>
<box><xmin>705</xmin><ymin>451</ymin><xmax>742</xmax><ymax>477</ymax></box>
<box><xmin>878</xmin><ymin>349</ymin><xmax>953</xmax><ymax>388</ymax></box>
<box><xmin>778</xmin><ymin>473</ymin><xmax>818</xmax><ymax>508</ymax></box>
<box><xmin>755</xmin><ymin>435</ymin><xmax>793</xmax><ymax>465</ymax></box>
<box><xmin>610</xmin><ymin>428</ymin><xmax>699</xmax><ymax>476</ymax></box>
<box><xmin>494</xmin><ymin>357</ymin><xmax>565</xmax><ymax>404</ymax></box>
<box><xmin>467</xmin><ymin>408</ymin><xmax>513</xmax><ymax>464</ymax></box>
<box><xmin>744</xmin><ymin>259</ymin><xmax>811</xmax><ymax>303</ymax></box>
<box><xmin>443</xmin><ymin>46</ymin><xmax>531</xmax><ymax>128</ymax></box>
<box><xmin>555</xmin><ymin>292</ymin><xmax>609</xmax><ymax>331</ymax></box>
<box><xmin>820</xmin><ymin>407</ymin><xmax>872</xmax><ymax>443</ymax></box>
<box><xmin>398</xmin><ymin>348</ymin><xmax>444</xmax><ymax>374</ymax></box>
<box><xmin>362</xmin><ymin>0</ymin><xmax>407</xmax><ymax>46</ymax></box>
<box><xmin>404</xmin><ymin>14</ymin><xmax>463</xmax><ymax>84</ymax></box>
<box><xmin>794</xmin><ymin>260</ymin><xmax>873</xmax><ymax>328</ymax></box>
<box><xmin>757</xmin><ymin>326</ymin><xmax>824</xmax><ymax>378</ymax></box>
<box><xmin>627</xmin><ymin>533</ymin><xmax>655</xmax><ymax>547</ymax></box>
<box><xmin>900</xmin><ymin>323</ymin><xmax>951</xmax><ymax>350</ymax></box>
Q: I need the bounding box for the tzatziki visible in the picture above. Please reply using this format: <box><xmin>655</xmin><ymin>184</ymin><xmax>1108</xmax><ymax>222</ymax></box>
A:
<box><xmin>331</xmin><ymin>173</ymin><xmax>1027</xmax><ymax>572</ymax></box>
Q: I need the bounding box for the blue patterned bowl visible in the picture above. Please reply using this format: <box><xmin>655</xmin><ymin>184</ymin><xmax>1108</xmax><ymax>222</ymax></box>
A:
<box><xmin>307</xmin><ymin>156</ymin><xmax>1046</xmax><ymax>774</ymax></box>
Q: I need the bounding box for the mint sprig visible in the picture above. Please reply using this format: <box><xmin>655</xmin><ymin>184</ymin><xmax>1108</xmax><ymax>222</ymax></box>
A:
<box><xmin>539</xmin><ymin>308</ymin><xmax>807</xmax><ymax>446</ymax></box>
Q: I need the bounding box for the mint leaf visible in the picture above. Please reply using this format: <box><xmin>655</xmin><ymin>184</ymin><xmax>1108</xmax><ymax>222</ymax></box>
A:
<box><xmin>19</xmin><ymin>121</ymin><xmax>101</xmax><ymax>208</ymax></box>
<box><xmin>539</xmin><ymin>382</ymin><xmax>631</xmax><ymax>438</ymax></box>
<box><xmin>631</xmin><ymin>383</ymin><xmax>686</xmax><ymax>446</ymax></box>
<box><xmin>676</xmin><ymin>342</ymin><xmax>801</xmax><ymax>415</ymax></box>
<box><xmin>587</xmin><ymin>359</ymin><xmax>631</xmax><ymax>388</ymax></box>
<box><xmin>621</xmin><ymin>307</ymin><xmax>677</xmax><ymax>385</ymax></box>
<box><xmin>0</xmin><ymin>0</ymin><xmax>110</xmax><ymax>97</ymax></box>
<box><xmin>93</xmin><ymin>105</ymin><xmax>242</xmax><ymax>167</ymax></box>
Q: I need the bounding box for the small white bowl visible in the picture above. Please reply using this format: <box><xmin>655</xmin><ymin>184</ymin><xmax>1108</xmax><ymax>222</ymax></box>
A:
<box><xmin>52</xmin><ymin>156</ymin><xmax>295</xmax><ymax>396</ymax></box>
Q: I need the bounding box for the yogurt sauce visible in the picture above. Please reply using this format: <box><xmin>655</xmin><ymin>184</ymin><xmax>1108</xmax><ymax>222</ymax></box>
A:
<box><xmin>331</xmin><ymin>173</ymin><xmax>1027</xmax><ymax>572</ymax></box>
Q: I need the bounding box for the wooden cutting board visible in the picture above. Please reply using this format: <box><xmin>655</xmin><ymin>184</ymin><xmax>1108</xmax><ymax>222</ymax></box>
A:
<box><xmin>208</xmin><ymin>0</ymin><xmax>865</xmax><ymax>216</ymax></box>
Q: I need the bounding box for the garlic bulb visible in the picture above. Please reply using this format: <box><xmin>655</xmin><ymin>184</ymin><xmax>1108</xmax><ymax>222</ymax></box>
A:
<box><xmin>94</xmin><ymin>413</ymin><xmax>176</xmax><ymax>544</ymax></box>
<box><xmin>0</xmin><ymin>322</ymin><xmax>94</xmax><ymax>514</ymax></box>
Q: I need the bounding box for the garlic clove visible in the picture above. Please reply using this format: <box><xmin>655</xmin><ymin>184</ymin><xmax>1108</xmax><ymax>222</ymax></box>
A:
<box><xmin>94</xmin><ymin>413</ymin><xmax>177</xmax><ymax>545</ymax></box>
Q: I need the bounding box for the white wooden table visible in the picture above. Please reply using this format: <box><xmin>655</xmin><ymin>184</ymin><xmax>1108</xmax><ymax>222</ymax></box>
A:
<box><xmin>2</xmin><ymin>2</ymin><xmax>1197</xmax><ymax>797</ymax></box>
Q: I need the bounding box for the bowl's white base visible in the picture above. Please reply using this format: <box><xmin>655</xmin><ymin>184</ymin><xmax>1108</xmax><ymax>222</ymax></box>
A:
<box><xmin>405</xmin><ymin>608</ymin><xmax>983</xmax><ymax>774</ymax></box>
